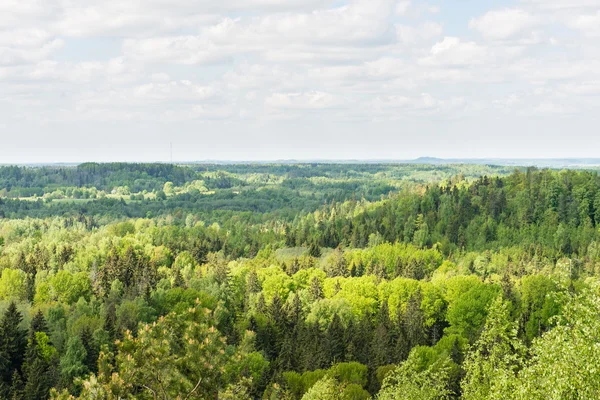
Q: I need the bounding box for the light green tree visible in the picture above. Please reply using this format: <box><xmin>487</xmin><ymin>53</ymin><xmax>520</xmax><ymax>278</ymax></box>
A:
<box><xmin>0</xmin><ymin>268</ymin><xmax>27</xmax><ymax>300</ymax></box>
<box><xmin>377</xmin><ymin>353</ymin><xmax>452</xmax><ymax>400</ymax></box>
<box><xmin>461</xmin><ymin>295</ymin><xmax>525</xmax><ymax>400</ymax></box>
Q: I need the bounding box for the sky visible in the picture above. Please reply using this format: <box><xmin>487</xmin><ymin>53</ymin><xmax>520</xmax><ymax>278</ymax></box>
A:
<box><xmin>1</xmin><ymin>0</ymin><xmax>600</xmax><ymax>163</ymax></box>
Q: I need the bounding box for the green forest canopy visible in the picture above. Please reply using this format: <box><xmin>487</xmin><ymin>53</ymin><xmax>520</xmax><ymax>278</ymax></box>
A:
<box><xmin>0</xmin><ymin>163</ymin><xmax>600</xmax><ymax>399</ymax></box>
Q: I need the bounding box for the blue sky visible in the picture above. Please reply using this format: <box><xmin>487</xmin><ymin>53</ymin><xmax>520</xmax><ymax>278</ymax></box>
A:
<box><xmin>1</xmin><ymin>0</ymin><xmax>600</xmax><ymax>162</ymax></box>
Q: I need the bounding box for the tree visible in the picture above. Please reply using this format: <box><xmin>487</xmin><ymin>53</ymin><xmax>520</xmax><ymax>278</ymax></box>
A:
<box><xmin>9</xmin><ymin>370</ymin><xmax>24</xmax><ymax>400</ymax></box>
<box><xmin>57</xmin><ymin>303</ymin><xmax>229</xmax><ymax>399</ymax></box>
<box><xmin>247</xmin><ymin>271</ymin><xmax>262</xmax><ymax>294</ymax></box>
<box><xmin>377</xmin><ymin>353</ymin><xmax>452</xmax><ymax>400</ymax></box>
<box><xmin>301</xmin><ymin>376</ymin><xmax>341</xmax><ymax>400</ymax></box>
<box><xmin>308</xmin><ymin>243</ymin><xmax>322</xmax><ymax>258</ymax></box>
<box><xmin>309</xmin><ymin>276</ymin><xmax>324</xmax><ymax>302</ymax></box>
<box><xmin>59</xmin><ymin>336</ymin><xmax>88</xmax><ymax>387</ymax></box>
<box><xmin>461</xmin><ymin>295</ymin><xmax>525</xmax><ymax>400</ymax></box>
<box><xmin>403</xmin><ymin>290</ymin><xmax>427</xmax><ymax>348</ymax></box>
<box><xmin>80</xmin><ymin>327</ymin><xmax>98</xmax><ymax>374</ymax></box>
<box><xmin>29</xmin><ymin>311</ymin><xmax>45</xmax><ymax>334</ymax></box>
<box><xmin>103</xmin><ymin>302</ymin><xmax>117</xmax><ymax>345</ymax></box>
<box><xmin>0</xmin><ymin>302</ymin><xmax>27</xmax><ymax>385</ymax></box>
<box><xmin>446</xmin><ymin>283</ymin><xmax>500</xmax><ymax>340</ymax></box>
<box><xmin>23</xmin><ymin>332</ymin><xmax>58</xmax><ymax>400</ymax></box>
<box><xmin>326</xmin><ymin>314</ymin><xmax>346</xmax><ymax>365</ymax></box>
<box><xmin>0</xmin><ymin>269</ymin><xmax>28</xmax><ymax>301</ymax></box>
<box><xmin>511</xmin><ymin>288</ymin><xmax>600</xmax><ymax>399</ymax></box>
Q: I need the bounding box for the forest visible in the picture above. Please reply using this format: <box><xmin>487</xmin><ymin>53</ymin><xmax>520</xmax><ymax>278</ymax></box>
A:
<box><xmin>1</xmin><ymin>162</ymin><xmax>600</xmax><ymax>399</ymax></box>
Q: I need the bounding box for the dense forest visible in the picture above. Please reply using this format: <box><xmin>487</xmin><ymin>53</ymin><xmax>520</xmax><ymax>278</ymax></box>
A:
<box><xmin>1</xmin><ymin>163</ymin><xmax>600</xmax><ymax>399</ymax></box>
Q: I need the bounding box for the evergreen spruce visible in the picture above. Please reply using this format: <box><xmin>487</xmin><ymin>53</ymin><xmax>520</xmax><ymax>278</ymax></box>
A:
<box><xmin>325</xmin><ymin>314</ymin><xmax>346</xmax><ymax>365</ymax></box>
<box><xmin>80</xmin><ymin>327</ymin><xmax>99</xmax><ymax>374</ymax></box>
<box><xmin>0</xmin><ymin>302</ymin><xmax>27</xmax><ymax>384</ymax></box>
<box><xmin>308</xmin><ymin>276</ymin><xmax>324</xmax><ymax>301</ymax></box>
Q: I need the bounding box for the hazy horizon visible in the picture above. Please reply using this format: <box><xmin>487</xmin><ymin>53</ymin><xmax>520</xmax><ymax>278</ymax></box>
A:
<box><xmin>4</xmin><ymin>156</ymin><xmax>600</xmax><ymax>168</ymax></box>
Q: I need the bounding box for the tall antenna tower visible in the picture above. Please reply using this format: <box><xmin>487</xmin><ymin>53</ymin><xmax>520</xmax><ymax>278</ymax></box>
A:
<box><xmin>170</xmin><ymin>142</ymin><xmax>173</xmax><ymax>164</ymax></box>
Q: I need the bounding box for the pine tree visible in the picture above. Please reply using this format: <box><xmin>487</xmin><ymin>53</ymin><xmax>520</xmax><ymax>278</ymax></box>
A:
<box><xmin>287</xmin><ymin>293</ymin><xmax>303</xmax><ymax>329</ymax></box>
<box><xmin>308</xmin><ymin>242</ymin><xmax>321</xmax><ymax>258</ymax></box>
<box><xmin>344</xmin><ymin>319</ymin><xmax>357</xmax><ymax>362</ymax></box>
<box><xmin>23</xmin><ymin>319</ymin><xmax>57</xmax><ymax>400</ymax></box>
<box><xmin>0</xmin><ymin>302</ymin><xmax>27</xmax><ymax>384</ymax></box>
<box><xmin>353</xmin><ymin>314</ymin><xmax>373</xmax><ymax>366</ymax></box>
<box><xmin>403</xmin><ymin>290</ymin><xmax>427</xmax><ymax>348</ymax></box>
<box><xmin>394</xmin><ymin>303</ymin><xmax>410</xmax><ymax>363</ymax></box>
<box><xmin>309</xmin><ymin>276</ymin><xmax>323</xmax><ymax>301</ymax></box>
<box><xmin>299</xmin><ymin>323</ymin><xmax>327</xmax><ymax>372</ymax></box>
<box><xmin>369</xmin><ymin>301</ymin><xmax>393</xmax><ymax>392</ymax></box>
<box><xmin>9</xmin><ymin>370</ymin><xmax>23</xmax><ymax>400</ymax></box>
<box><xmin>275</xmin><ymin>333</ymin><xmax>295</xmax><ymax>373</ymax></box>
<box><xmin>268</xmin><ymin>294</ymin><xmax>285</xmax><ymax>328</ymax></box>
<box><xmin>255</xmin><ymin>294</ymin><xmax>266</xmax><ymax>314</ymax></box>
<box><xmin>29</xmin><ymin>311</ymin><xmax>49</xmax><ymax>338</ymax></box>
<box><xmin>173</xmin><ymin>268</ymin><xmax>185</xmax><ymax>288</ymax></box>
<box><xmin>103</xmin><ymin>302</ymin><xmax>117</xmax><ymax>346</ymax></box>
<box><xmin>286</xmin><ymin>258</ymin><xmax>300</xmax><ymax>276</ymax></box>
<box><xmin>78</xmin><ymin>328</ymin><xmax>98</xmax><ymax>376</ymax></box>
<box><xmin>246</xmin><ymin>271</ymin><xmax>261</xmax><ymax>293</ymax></box>
<box><xmin>326</xmin><ymin>314</ymin><xmax>346</xmax><ymax>365</ymax></box>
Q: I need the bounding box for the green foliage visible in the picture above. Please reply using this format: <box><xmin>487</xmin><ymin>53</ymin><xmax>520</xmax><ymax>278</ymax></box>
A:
<box><xmin>59</xmin><ymin>336</ymin><xmax>88</xmax><ymax>385</ymax></box>
<box><xmin>0</xmin><ymin>302</ymin><xmax>27</xmax><ymax>390</ymax></box>
<box><xmin>377</xmin><ymin>352</ymin><xmax>452</xmax><ymax>400</ymax></box>
<box><xmin>1</xmin><ymin>164</ymin><xmax>600</xmax><ymax>399</ymax></box>
<box><xmin>301</xmin><ymin>376</ymin><xmax>342</xmax><ymax>400</ymax></box>
<box><xmin>446</xmin><ymin>282</ymin><xmax>501</xmax><ymax>340</ymax></box>
<box><xmin>461</xmin><ymin>295</ymin><xmax>525</xmax><ymax>400</ymax></box>
<box><xmin>0</xmin><ymin>269</ymin><xmax>28</xmax><ymax>301</ymax></box>
<box><xmin>510</xmin><ymin>287</ymin><xmax>600</xmax><ymax>399</ymax></box>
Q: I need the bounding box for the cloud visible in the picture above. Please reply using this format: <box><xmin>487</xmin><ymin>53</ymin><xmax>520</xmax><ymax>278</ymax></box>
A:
<box><xmin>567</xmin><ymin>11</ymin><xmax>600</xmax><ymax>37</ymax></box>
<box><xmin>470</xmin><ymin>9</ymin><xmax>540</xmax><ymax>40</ymax></box>
<box><xmin>396</xmin><ymin>21</ymin><xmax>443</xmax><ymax>43</ymax></box>
<box><xmin>520</xmin><ymin>0</ymin><xmax>600</xmax><ymax>10</ymax></box>
<box><xmin>420</xmin><ymin>37</ymin><xmax>488</xmax><ymax>66</ymax></box>
<box><xmin>122</xmin><ymin>36</ymin><xmax>232</xmax><ymax>65</ymax></box>
<box><xmin>265</xmin><ymin>91</ymin><xmax>338</xmax><ymax>110</ymax></box>
<box><xmin>2</xmin><ymin>0</ymin><xmax>600</xmax><ymax>154</ymax></box>
<box><xmin>0</xmin><ymin>39</ymin><xmax>64</xmax><ymax>66</ymax></box>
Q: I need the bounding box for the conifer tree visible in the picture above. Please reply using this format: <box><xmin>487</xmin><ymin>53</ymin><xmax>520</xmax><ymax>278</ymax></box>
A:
<box><xmin>403</xmin><ymin>290</ymin><xmax>427</xmax><ymax>348</ymax></box>
<box><xmin>9</xmin><ymin>370</ymin><xmax>24</xmax><ymax>400</ymax></box>
<box><xmin>29</xmin><ymin>310</ymin><xmax>49</xmax><ymax>338</ymax></box>
<box><xmin>326</xmin><ymin>314</ymin><xmax>345</xmax><ymax>365</ymax></box>
<box><xmin>0</xmin><ymin>302</ymin><xmax>27</xmax><ymax>384</ymax></box>
<box><xmin>23</xmin><ymin>317</ymin><xmax>58</xmax><ymax>400</ymax></box>
<box><xmin>80</xmin><ymin>327</ymin><xmax>98</xmax><ymax>374</ymax></box>
<box><xmin>173</xmin><ymin>268</ymin><xmax>185</xmax><ymax>288</ymax></box>
<box><xmin>309</xmin><ymin>277</ymin><xmax>323</xmax><ymax>301</ymax></box>
<box><xmin>247</xmin><ymin>270</ymin><xmax>262</xmax><ymax>294</ymax></box>
<box><xmin>308</xmin><ymin>242</ymin><xmax>321</xmax><ymax>258</ymax></box>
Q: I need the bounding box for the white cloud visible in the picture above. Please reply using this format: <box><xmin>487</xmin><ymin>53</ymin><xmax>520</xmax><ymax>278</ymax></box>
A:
<box><xmin>567</xmin><ymin>11</ymin><xmax>600</xmax><ymax>37</ymax></box>
<box><xmin>2</xmin><ymin>0</ymin><xmax>600</xmax><ymax>158</ymax></box>
<box><xmin>395</xmin><ymin>1</ymin><xmax>411</xmax><ymax>16</ymax></box>
<box><xmin>421</xmin><ymin>37</ymin><xmax>488</xmax><ymax>66</ymax></box>
<box><xmin>396</xmin><ymin>21</ymin><xmax>443</xmax><ymax>43</ymax></box>
<box><xmin>265</xmin><ymin>91</ymin><xmax>338</xmax><ymax>110</ymax></box>
<box><xmin>470</xmin><ymin>9</ymin><xmax>540</xmax><ymax>40</ymax></box>
<box><xmin>520</xmin><ymin>0</ymin><xmax>600</xmax><ymax>10</ymax></box>
<box><xmin>0</xmin><ymin>39</ymin><xmax>63</xmax><ymax>66</ymax></box>
<box><xmin>122</xmin><ymin>36</ymin><xmax>232</xmax><ymax>65</ymax></box>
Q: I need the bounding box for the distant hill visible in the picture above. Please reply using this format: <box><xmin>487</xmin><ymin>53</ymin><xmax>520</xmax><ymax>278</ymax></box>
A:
<box><xmin>409</xmin><ymin>157</ymin><xmax>600</xmax><ymax>168</ymax></box>
<box><xmin>5</xmin><ymin>158</ymin><xmax>600</xmax><ymax>169</ymax></box>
